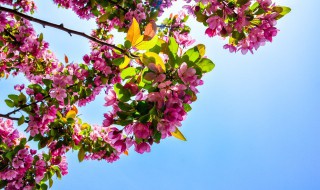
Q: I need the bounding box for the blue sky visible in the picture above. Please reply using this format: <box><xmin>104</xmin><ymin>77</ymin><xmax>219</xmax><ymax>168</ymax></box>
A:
<box><xmin>1</xmin><ymin>0</ymin><xmax>320</xmax><ymax>189</ymax></box>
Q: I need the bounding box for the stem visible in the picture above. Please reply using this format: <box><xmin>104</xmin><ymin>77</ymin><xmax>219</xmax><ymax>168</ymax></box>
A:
<box><xmin>0</xmin><ymin>6</ymin><xmax>129</xmax><ymax>56</ymax></box>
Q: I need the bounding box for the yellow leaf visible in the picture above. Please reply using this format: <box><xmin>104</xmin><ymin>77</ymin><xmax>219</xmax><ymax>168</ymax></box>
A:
<box><xmin>133</xmin><ymin>35</ymin><xmax>144</xmax><ymax>47</ymax></box>
<box><xmin>81</xmin><ymin>123</ymin><xmax>90</xmax><ymax>130</ymax></box>
<box><xmin>124</xmin><ymin>150</ymin><xmax>129</xmax><ymax>156</ymax></box>
<box><xmin>197</xmin><ymin>44</ymin><xmax>206</xmax><ymax>57</ymax></box>
<box><xmin>171</xmin><ymin>127</ymin><xmax>187</xmax><ymax>141</ymax></box>
<box><xmin>141</xmin><ymin>52</ymin><xmax>166</xmax><ymax>72</ymax></box>
<box><xmin>119</xmin><ymin>56</ymin><xmax>131</xmax><ymax>70</ymax></box>
<box><xmin>126</xmin><ymin>18</ymin><xmax>142</xmax><ymax>46</ymax></box>
<box><xmin>135</xmin><ymin>35</ymin><xmax>158</xmax><ymax>50</ymax></box>
<box><xmin>66</xmin><ymin>110</ymin><xmax>77</xmax><ymax>119</ymax></box>
<box><xmin>143</xmin><ymin>21</ymin><xmax>157</xmax><ymax>41</ymax></box>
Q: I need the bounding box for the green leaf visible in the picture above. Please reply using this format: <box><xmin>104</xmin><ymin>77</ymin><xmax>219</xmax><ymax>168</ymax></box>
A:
<box><xmin>5</xmin><ymin>151</ymin><xmax>14</xmax><ymax>161</ymax></box>
<box><xmin>197</xmin><ymin>58</ymin><xmax>215</xmax><ymax>73</ymax></box>
<box><xmin>49</xmin><ymin>178</ymin><xmax>53</xmax><ymax>188</ymax></box>
<box><xmin>183</xmin><ymin>46</ymin><xmax>201</xmax><ymax>63</ymax></box>
<box><xmin>55</xmin><ymin>170</ymin><xmax>62</xmax><ymax>179</ymax></box>
<box><xmin>5</xmin><ymin>99</ymin><xmax>14</xmax><ymax>108</ymax></box>
<box><xmin>136</xmin><ymin>101</ymin><xmax>150</xmax><ymax>115</ymax></box>
<box><xmin>42</xmin><ymin>79</ymin><xmax>53</xmax><ymax>87</ymax></box>
<box><xmin>0</xmin><ymin>180</ymin><xmax>7</xmax><ymax>189</ymax></box>
<box><xmin>78</xmin><ymin>147</ymin><xmax>85</xmax><ymax>162</ymax></box>
<box><xmin>18</xmin><ymin>93</ymin><xmax>27</xmax><ymax>104</ymax></box>
<box><xmin>168</xmin><ymin>37</ymin><xmax>178</xmax><ymax>57</ymax></box>
<box><xmin>118</xmin><ymin>102</ymin><xmax>133</xmax><ymax>111</ymax></box>
<box><xmin>18</xmin><ymin>115</ymin><xmax>25</xmax><ymax>126</ymax></box>
<box><xmin>135</xmin><ymin>36</ymin><xmax>159</xmax><ymax>50</ymax></box>
<box><xmin>141</xmin><ymin>52</ymin><xmax>166</xmax><ymax>71</ymax></box>
<box><xmin>237</xmin><ymin>0</ymin><xmax>249</xmax><ymax>6</ymax></box>
<box><xmin>183</xmin><ymin>104</ymin><xmax>192</xmax><ymax>112</ymax></box>
<box><xmin>8</xmin><ymin>94</ymin><xmax>19</xmax><ymax>102</ymax></box>
<box><xmin>232</xmin><ymin>31</ymin><xmax>246</xmax><ymax>41</ymax></box>
<box><xmin>40</xmin><ymin>183</ymin><xmax>48</xmax><ymax>190</ymax></box>
<box><xmin>38</xmin><ymin>33</ymin><xmax>44</xmax><ymax>42</ymax></box>
<box><xmin>139</xmin><ymin>114</ymin><xmax>150</xmax><ymax>123</ymax></box>
<box><xmin>120</xmin><ymin>67</ymin><xmax>136</xmax><ymax>80</ymax></box>
<box><xmin>98</xmin><ymin>13</ymin><xmax>109</xmax><ymax>23</ymax></box>
<box><xmin>250</xmin><ymin>2</ymin><xmax>260</xmax><ymax>11</ymax></box>
<box><xmin>114</xmin><ymin>83</ymin><xmax>131</xmax><ymax>102</ymax></box>
<box><xmin>273</xmin><ymin>6</ymin><xmax>291</xmax><ymax>20</ymax></box>
<box><xmin>113</xmin><ymin>57</ymin><xmax>124</xmax><ymax>66</ymax></box>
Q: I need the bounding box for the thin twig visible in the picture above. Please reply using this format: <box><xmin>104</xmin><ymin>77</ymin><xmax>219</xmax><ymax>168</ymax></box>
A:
<box><xmin>0</xmin><ymin>6</ymin><xmax>133</xmax><ymax>57</ymax></box>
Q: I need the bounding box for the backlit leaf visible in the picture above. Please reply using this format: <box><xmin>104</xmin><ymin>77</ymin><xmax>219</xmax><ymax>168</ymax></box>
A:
<box><xmin>135</xmin><ymin>35</ymin><xmax>158</xmax><ymax>50</ymax></box>
<box><xmin>119</xmin><ymin>56</ymin><xmax>131</xmax><ymax>69</ymax></box>
<box><xmin>126</xmin><ymin>18</ymin><xmax>142</xmax><ymax>46</ymax></box>
<box><xmin>66</xmin><ymin>110</ymin><xmax>76</xmax><ymax>119</ymax></box>
<box><xmin>143</xmin><ymin>21</ymin><xmax>157</xmax><ymax>41</ymax></box>
<box><xmin>171</xmin><ymin>127</ymin><xmax>187</xmax><ymax>141</ymax></box>
<box><xmin>141</xmin><ymin>52</ymin><xmax>166</xmax><ymax>71</ymax></box>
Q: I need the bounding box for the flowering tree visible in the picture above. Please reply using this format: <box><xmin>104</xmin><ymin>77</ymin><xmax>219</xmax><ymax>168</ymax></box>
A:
<box><xmin>0</xmin><ymin>0</ymin><xmax>290</xmax><ymax>189</ymax></box>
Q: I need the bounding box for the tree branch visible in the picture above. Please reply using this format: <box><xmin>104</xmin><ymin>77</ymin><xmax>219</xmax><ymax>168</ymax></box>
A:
<box><xmin>0</xmin><ymin>113</ymin><xmax>20</xmax><ymax>121</ymax></box>
<box><xmin>0</xmin><ymin>6</ymin><xmax>132</xmax><ymax>56</ymax></box>
<box><xmin>5</xmin><ymin>95</ymin><xmax>50</xmax><ymax>117</ymax></box>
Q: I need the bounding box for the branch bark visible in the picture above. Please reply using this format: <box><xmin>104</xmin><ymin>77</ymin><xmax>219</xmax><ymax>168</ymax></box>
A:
<box><xmin>0</xmin><ymin>113</ymin><xmax>20</xmax><ymax>121</ymax></box>
<box><xmin>0</xmin><ymin>6</ymin><xmax>131</xmax><ymax>56</ymax></box>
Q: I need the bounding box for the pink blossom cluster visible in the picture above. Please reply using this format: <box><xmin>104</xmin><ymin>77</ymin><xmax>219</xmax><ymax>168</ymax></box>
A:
<box><xmin>159</xmin><ymin>11</ymin><xmax>195</xmax><ymax>48</ymax></box>
<box><xmin>0</xmin><ymin>0</ymin><xmax>36</xmax><ymax>12</ymax></box>
<box><xmin>53</xmin><ymin>0</ymin><xmax>93</xmax><ymax>19</ymax></box>
<box><xmin>185</xmin><ymin>0</ymin><xmax>286</xmax><ymax>54</ymax></box>
<box><xmin>0</xmin><ymin>12</ymin><xmax>59</xmax><ymax>81</ymax></box>
<box><xmin>0</xmin><ymin>118</ymin><xmax>68</xmax><ymax>190</ymax></box>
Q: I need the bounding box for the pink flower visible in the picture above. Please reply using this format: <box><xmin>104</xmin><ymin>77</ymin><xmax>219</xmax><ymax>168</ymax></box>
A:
<box><xmin>104</xmin><ymin>89</ymin><xmax>117</xmax><ymax>106</ymax></box>
<box><xmin>83</xmin><ymin>54</ymin><xmax>90</xmax><ymax>64</ymax></box>
<box><xmin>49</xmin><ymin>87</ymin><xmax>67</xmax><ymax>102</ymax></box>
<box><xmin>134</xmin><ymin>142</ymin><xmax>151</xmax><ymax>154</ymax></box>
<box><xmin>178</xmin><ymin>62</ymin><xmax>197</xmax><ymax>84</ymax></box>
<box><xmin>12</xmin><ymin>157</ymin><xmax>24</xmax><ymax>169</ymax></box>
<box><xmin>223</xmin><ymin>44</ymin><xmax>237</xmax><ymax>53</ymax></box>
<box><xmin>2</xmin><ymin>170</ymin><xmax>17</xmax><ymax>180</ymax></box>
<box><xmin>133</xmin><ymin>123</ymin><xmax>151</xmax><ymax>139</ymax></box>
<box><xmin>14</xmin><ymin>84</ymin><xmax>24</xmax><ymax>91</ymax></box>
<box><xmin>144</xmin><ymin>63</ymin><xmax>166</xmax><ymax>83</ymax></box>
<box><xmin>58</xmin><ymin>156</ymin><xmax>68</xmax><ymax>176</ymax></box>
<box><xmin>113</xmin><ymin>140</ymin><xmax>126</xmax><ymax>153</ymax></box>
<box><xmin>173</xmin><ymin>32</ymin><xmax>195</xmax><ymax>47</ymax></box>
<box><xmin>102</xmin><ymin>113</ymin><xmax>113</xmax><ymax>128</ymax></box>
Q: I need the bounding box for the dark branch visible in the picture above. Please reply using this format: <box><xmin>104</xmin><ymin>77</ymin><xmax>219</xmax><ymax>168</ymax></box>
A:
<box><xmin>0</xmin><ymin>113</ymin><xmax>20</xmax><ymax>121</ymax></box>
<box><xmin>5</xmin><ymin>95</ymin><xmax>50</xmax><ymax>117</ymax></box>
<box><xmin>0</xmin><ymin>6</ymin><xmax>131</xmax><ymax>56</ymax></box>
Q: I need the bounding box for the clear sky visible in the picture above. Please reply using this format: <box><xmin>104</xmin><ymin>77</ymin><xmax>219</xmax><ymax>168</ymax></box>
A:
<box><xmin>1</xmin><ymin>0</ymin><xmax>320</xmax><ymax>189</ymax></box>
